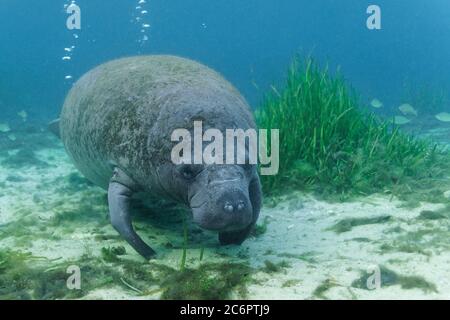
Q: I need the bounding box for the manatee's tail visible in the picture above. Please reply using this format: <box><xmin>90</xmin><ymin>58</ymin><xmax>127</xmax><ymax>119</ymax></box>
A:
<box><xmin>48</xmin><ymin>119</ymin><xmax>61</xmax><ymax>138</ymax></box>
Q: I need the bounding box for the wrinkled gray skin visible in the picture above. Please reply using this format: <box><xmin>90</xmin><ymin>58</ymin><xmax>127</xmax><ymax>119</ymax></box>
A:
<box><xmin>57</xmin><ymin>55</ymin><xmax>262</xmax><ymax>259</ymax></box>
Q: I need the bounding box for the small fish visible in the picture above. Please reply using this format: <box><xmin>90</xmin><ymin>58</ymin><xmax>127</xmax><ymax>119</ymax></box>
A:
<box><xmin>141</xmin><ymin>10</ymin><xmax>148</xmax><ymax>14</ymax></box>
<box><xmin>370</xmin><ymin>99</ymin><xmax>383</xmax><ymax>108</ymax></box>
<box><xmin>0</xmin><ymin>123</ymin><xmax>11</xmax><ymax>133</ymax></box>
<box><xmin>62</xmin><ymin>56</ymin><xmax>71</xmax><ymax>61</ymax></box>
<box><xmin>398</xmin><ymin>103</ymin><xmax>418</xmax><ymax>117</ymax></box>
<box><xmin>435</xmin><ymin>112</ymin><xmax>450</xmax><ymax>122</ymax></box>
<box><xmin>392</xmin><ymin>116</ymin><xmax>411</xmax><ymax>125</ymax></box>
<box><xmin>139</xmin><ymin>0</ymin><xmax>146</xmax><ymax>4</ymax></box>
<box><xmin>64</xmin><ymin>47</ymin><xmax>72</xmax><ymax>52</ymax></box>
<box><xmin>7</xmin><ymin>134</ymin><xmax>16</xmax><ymax>141</ymax></box>
<box><xmin>65</xmin><ymin>75</ymin><xmax>73</xmax><ymax>80</ymax></box>
<box><xmin>142</xmin><ymin>23</ymin><xmax>150</xmax><ymax>28</ymax></box>
<box><xmin>17</xmin><ymin>110</ymin><xmax>28</xmax><ymax>121</ymax></box>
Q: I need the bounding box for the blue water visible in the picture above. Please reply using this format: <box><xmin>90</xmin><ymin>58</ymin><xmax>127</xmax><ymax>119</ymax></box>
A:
<box><xmin>1</xmin><ymin>0</ymin><xmax>449</xmax><ymax>122</ymax></box>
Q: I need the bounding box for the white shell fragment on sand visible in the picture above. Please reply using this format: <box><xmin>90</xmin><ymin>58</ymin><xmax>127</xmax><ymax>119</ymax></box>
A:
<box><xmin>0</xmin><ymin>122</ymin><xmax>11</xmax><ymax>133</ymax></box>
<box><xmin>435</xmin><ymin>112</ymin><xmax>450</xmax><ymax>122</ymax></box>
<box><xmin>398</xmin><ymin>103</ymin><xmax>418</xmax><ymax>117</ymax></box>
<box><xmin>392</xmin><ymin>116</ymin><xmax>411</xmax><ymax>125</ymax></box>
<box><xmin>370</xmin><ymin>99</ymin><xmax>383</xmax><ymax>108</ymax></box>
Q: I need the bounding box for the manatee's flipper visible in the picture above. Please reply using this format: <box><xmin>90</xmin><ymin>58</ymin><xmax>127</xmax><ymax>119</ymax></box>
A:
<box><xmin>219</xmin><ymin>177</ymin><xmax>262</xmax><ymax>245</ymax></box>
<box><xmin>108</xmin><ymin>168</ymin><xmax>156</xmax><ymax>259</ymax></box>
<box><xmin>48</xmin><ymin>119</ymin><xmax>61</xmax><ymax>138</ymax></box>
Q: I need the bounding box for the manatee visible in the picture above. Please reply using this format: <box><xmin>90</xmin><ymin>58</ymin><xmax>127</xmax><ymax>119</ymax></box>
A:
<box><xmin>51</xmin><ymin>55</ymin><xmax>262</xmax><ymax>259</ymax></box>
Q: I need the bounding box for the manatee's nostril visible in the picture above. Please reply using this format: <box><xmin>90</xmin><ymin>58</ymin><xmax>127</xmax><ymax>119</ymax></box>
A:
<box><xmin>219</xmin><ymin>191</ymin><xmax>249</xmax><ymax>215</ymax></box>
<box><xmin>224</xmin><ymin>202</ymin><xmax>234</xmax><ymax>213</ymax></box>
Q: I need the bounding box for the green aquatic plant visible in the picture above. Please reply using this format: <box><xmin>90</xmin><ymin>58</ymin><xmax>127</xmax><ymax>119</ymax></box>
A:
<box><xmin>312</xmin><ymin>279</ymin><xmax>339</xmax><ymax>299</ymax></box>
<box><xmin>0</xmin><ymin>252</ymin><xmax>36</xmax><ymax>299</ymax></box>
<box><xmin>379</xmin><ymin>221</ymin><xmax>450</xmax><ymax>256</ymax></box>
<box><xmin>277</xmin><ymin>251</ymin><xmax>318</xmax><ymax>264</ymax></box>
<box><xmin>160</xmin><ymin>262</ymin><xmax>252</xmax><ymax>300</ymax></box>
<box><xmin>50</xmin><ymin>200</ymin><xmax>108</xmax><ymax>228</ymax></box>
<box><xmin>351</xmin><ymin>265</ymin><xmax>437</xmax><ymax>293</ymax></box>
<box><xmin>418</xmin><ymin>210</ymin><xmax>447</xmax><ymax>220</ymax></box>
<box><xmin>416</xmin><ymin>205</ymin><xmax>450</xmax><ymax>221</ymax></box>
<box><xmin>101</xmin><ymin>246</ymin><xmax>127</xmax><ymax>263</ymax></box>
<box><xmin>281</xmin><ymin>279</ymin><xmax>301</xmax><ymax>288</ymax></box>
<box><xmin>327</xmin><ymin>215</ymin><xmax>391</xmax><ymax>234</ymax></box>
<box><xmin>0</xmin><ymin>248</ymin><xmax>254</xmax><ymax>300</ymax></box>
<box><xmin>0</xmin><ymin>250</ymin><xmax>119</xmax><ymax>299</ymax></box>
<box><xmin>256</xmin><ymin>57</ymin><xmax>450</xmax><ymax>200</ymax></box>
<box><xmin>262</xmin><ymin>259</ymin><xmax>290</xmax><ymax>273</ymax></box>
<box><xmin>179</xmin><ymin>217</ymin><xmax>188</xmax><ymax>271</ymax></box>
<box><xmin>349</xmin><ymin>237</ymin><xmax>371</xmax><ymax>243</ymax></box>
<box><xmin>250</xmin><ymin>216</ymin><xmax>270</xmax><ymax>237</ymax></box>
<box><xmin>199</xmin><ymin>247</ymin><xmax>205</xmax><ymax>261</ymax></box>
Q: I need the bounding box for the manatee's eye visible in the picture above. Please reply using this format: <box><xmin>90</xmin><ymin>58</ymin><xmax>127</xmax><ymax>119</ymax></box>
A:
<box><xmin>178</xmin><ymin>164</ymin><xmax>203</xmax><ymax>180</ymax></box>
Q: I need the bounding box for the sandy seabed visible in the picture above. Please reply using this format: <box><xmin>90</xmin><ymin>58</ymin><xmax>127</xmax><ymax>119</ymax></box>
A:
<box><xmin>1</xmin><ymin>127</ymin><xmax>450</xmax><ymax>300</ymax></box>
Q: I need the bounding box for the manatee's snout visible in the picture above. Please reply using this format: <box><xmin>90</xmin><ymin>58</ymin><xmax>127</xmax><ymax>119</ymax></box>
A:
<box><xmin>215</xmin><ymin>190</ymin><xmax>253</xmax><ymax>231</ymax></box>
<box><xmin>188</xmin><ymin>166</ymin><xmax>254</xmax><ymax>232</ymax></box>
<box><xmin>215</xmin><ymin>189</ymin><xmax>253</xmax><ymax>229</ymax></box>
<box><xmin>192</xmin><ymin>188</ymin><xmax>253</xmax><ymax>232</ymax></box>
<box><xmin>218</xmin><ymin>190</ymin><xmax>249</xmax><ymax>216</ymax></box>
